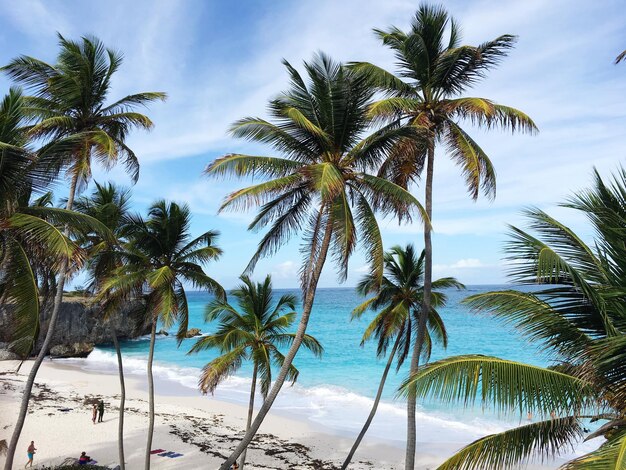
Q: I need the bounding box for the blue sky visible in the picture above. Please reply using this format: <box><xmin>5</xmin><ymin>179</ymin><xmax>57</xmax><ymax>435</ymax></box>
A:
<box><xmin>1</xmin><ymin>0</ymin><xmax>625</xmax><ymax>289</ymax></box>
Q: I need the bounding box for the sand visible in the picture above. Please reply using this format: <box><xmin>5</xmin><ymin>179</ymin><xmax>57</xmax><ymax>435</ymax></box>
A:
<box><xmin>0</xmin><ymin>359</ymin><xmax>451</xmax><ymax>469</ymax></box>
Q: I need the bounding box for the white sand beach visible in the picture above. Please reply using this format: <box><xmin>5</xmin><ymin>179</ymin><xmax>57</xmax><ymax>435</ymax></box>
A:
<box><xmin>0</xmin><ymin>360</ymin><xmax>447</xmax><ymax>469</ymax></box>
<box><xmin>0</xmin><ymin>359</ymin><xmax>580</xmax><ymax>470</ymax></box>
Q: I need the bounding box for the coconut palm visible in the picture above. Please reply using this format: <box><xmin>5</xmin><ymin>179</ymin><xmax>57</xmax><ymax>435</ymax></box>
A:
<box><xmin>189</xmin><ymin>275</ymin><xmax>323</xmax><ymax>469</ymax></box>
<box><xmin>0</xmin><ymin>88</ymin><xmax>112</xmax><ymax>469</ymax></box>
<box><xmin>349</xmin><ymin>6</ymin><xmax>537</xmax><ymax>466</ymax></box>
<box><xmin>401</xmin><ymin>167</ymin><xmax>626</xmax><ymax>469</ymax></box>
<box><xmin>2</xmin><ymin>34</ymin><xmax>165</xmax><ymax>469</ymax></box>
<box><xmin>74</xmin><ymin>181</ymin><xmax>134</xmax><ymax>470</ymax></box>
<box><xmin>0</xmin><ymin>88</ymin><xmax>93</xmax><ymax>358</ymax></box>
<box><xmin>98</xmin><ymin>200</ymin><xmax>224</xmax><ymax>470</ymax></box>
<box><xmin>342</xmin><ymin>244</ymin><xmax>463</xmax><ymax>468</ymax></box>
<box><xmin>207</xmin><ymin>53</ymin><xmax>427</xmax><ymax>469</ymax></box>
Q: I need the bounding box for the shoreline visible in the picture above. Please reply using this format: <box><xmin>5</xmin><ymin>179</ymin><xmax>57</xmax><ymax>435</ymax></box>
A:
<box><xmin>0</xmin><ymin>359</ymin><xmax>435</xmax><ymax>469</ymax></box>
<box><xmin>0</xmin><ymin>358</ymin><xmax>577</xmax><ymax>469</ymax></box>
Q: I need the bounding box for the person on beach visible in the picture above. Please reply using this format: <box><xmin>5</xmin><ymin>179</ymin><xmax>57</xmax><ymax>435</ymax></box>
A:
<box><xmin>92</xmin><ymin>403</ymin><xmax>97</xmax><ymax>424</ymax></box>
<box><xmin>78</xmin><ymin>451</ymin><xmax>91</xmax><ymax>465</ymax></box>
<box><xmin>230</xmin><ymin>463</ymin><xmax>239</xmax><ymax>470</ymax></box>
<box><xmin>25</xmin><ymin>441</ymin><xmax>36</xmax><ymax>468</ymax></box>
<box><xmin>97</xmin><ymin>400</ymin><xmax>105</xmax><ymax>423</ymax></box>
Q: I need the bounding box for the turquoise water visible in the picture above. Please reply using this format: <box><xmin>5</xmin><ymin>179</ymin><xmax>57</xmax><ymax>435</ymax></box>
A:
<box><xmin>102</xmin><ymin>286</ymin><xmax>550</xmax><ymax>395</ymax></box>
<box><xmin>81</xmin><ymin>285</ymin><xmax>560</xmax><ymax>445</ymax></box>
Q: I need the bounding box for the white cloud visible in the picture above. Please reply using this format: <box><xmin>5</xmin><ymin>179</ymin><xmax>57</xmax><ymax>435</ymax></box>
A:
<box><xmin>434</xmin><ymin>258</ymin><xmax>487</xmax><ymax>272</ymax></box>
<box><xmin>272</xmin><ymin>260</ymin><xmax>298</xmax><ymax>280</ymax></box>
<box><xmin>2</xmin><ymin>0</ymin><xmax>624</xmax><ymax>288</ymax></box>
<box><xmin>355</xmin><ymin>264</ymin><xmax>371</xmax><ymax>274</ymax></box>
<box><xmin>450</xmin><ymin>259</ymin><xmax>484</xmax><ymax>269</ymax></box>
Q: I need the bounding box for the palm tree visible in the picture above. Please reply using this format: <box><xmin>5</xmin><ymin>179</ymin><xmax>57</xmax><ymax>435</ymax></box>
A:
<box><xmin>206</xmin><ymin>53</ymin><xmax>427</xmax><ymax>469</ymax></box>
<box><xmin>401</xmin><ymin>167</ymin><xmax>626</xmax><ymax>469</ymax></box>
<box><xmin>349</xmin><ymin>6</ymin><xmax>537</xmax><ymax>466</ymax></box>
<box><xmin>189</xmin><ymin>275</ymin><xmax>323</xmax><ymax>469</ymax></box>
<box><xmin>342</xmin><ymin>244</ymin><xmax>463</xmax><ymax>468</ymax></box>
<box><xmin>2</xmin><ymin>34</ymin><xmax>165</xmax><ymax>469</ymax></box>
<box><xmin>99</xmin><ymin>200</ymin><xmax>224</xmax><ymax>470</ymax></box>
<box><xmin>0</xmin><ymin>88</ymin><xmax>111</xmax><ymax>469</ymax></box>
<box><xmin>74</xmin><ymin>181</ymin><xmax>134</xmax><ymax>470</ymax></box>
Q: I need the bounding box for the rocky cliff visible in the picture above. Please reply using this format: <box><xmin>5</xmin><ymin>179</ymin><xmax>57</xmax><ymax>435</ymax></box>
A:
<box><xmin>0</xmin><ymin>298</ymin><xmax>150</xmax><ymax>358</ymax></box>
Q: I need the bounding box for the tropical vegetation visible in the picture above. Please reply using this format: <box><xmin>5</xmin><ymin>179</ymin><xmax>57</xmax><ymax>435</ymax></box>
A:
<box><xmin>402</xmin><ymin>167</ymin><xmax>626</xmax><ymax>469</ymax></box>
<box><xmin>97</xmin><ymin>200</ymin><xmax>224</xmax><ymax>470</ymax></box>
<box><xmin>206</xmin><ymin>52</ymin><xmax>427</xmax><ymax>469</ymax></box>
<box><xmin>0</xmin><ymin>4</ymin><xmax>623</xmax><ymax>470</ymax></box>
<box><xmin>342</xmin><ymin>244</ymin><xmax>463</xmax><ymax>468</ymax></box>
<box><xmin>349</xmin><ymin>6</ymin><xmax>538</xmax><ymax>466</ymax></box>
<box><xmin>1</xmin><ymin>33</ymin><xmax>165</xmax><ymax>470</ymax></box>
<box><xmin>73</xmin><ymin>182</ymin><xmax>134</xmax><ymax>470</ymax></box>
<box><xmin>189</xmin><ymin>274</ymin><xmax>322</xmax><ymax>469</ymax></box>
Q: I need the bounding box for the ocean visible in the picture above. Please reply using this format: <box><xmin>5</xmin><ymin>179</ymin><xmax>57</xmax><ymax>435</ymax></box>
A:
<box><xmin>72</xmin><ymin>285</ymin><xmax>588</xmax><ymax>452</ymax></box>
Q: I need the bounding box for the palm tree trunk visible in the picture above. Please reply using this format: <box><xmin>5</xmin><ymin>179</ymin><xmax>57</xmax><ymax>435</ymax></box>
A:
<box><xmin>239</xmin><ymin>362</ymin><xmax>258</xmax><ymax>470</ymax></box>
<box><xmin>4</xmin><ymin>171</ymin><xmax>80</xmax><ymax>470</ymax></box>
<box><xmin>111</xmin><ymin>327</ymin><xmax>126</xmax><ymax>470</ymax></box>
<box><xmin>342</xmin><ymin>334</ymin><xmax>401</xmax><ymax>469</ymax></box>
<box><xmin>405</xmin><ymin>143</ymin><xmax>435</xmax><ymax>470</ymax></box>
<box><xmin>219</xmin><ymin>216</ymin><xmax>334</xmax><ymax>470</ymax></box>
<box><xmin>144</xmin><ymin>319</ymin><xmax>157</xmax><ymax>470</ymax></box>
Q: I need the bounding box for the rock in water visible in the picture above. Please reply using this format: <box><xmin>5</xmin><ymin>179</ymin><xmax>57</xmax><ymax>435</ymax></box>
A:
<box><xmin>185</xmin><ymin>328</ymin><xmax>202</xmax><ymax>338</ymax></box>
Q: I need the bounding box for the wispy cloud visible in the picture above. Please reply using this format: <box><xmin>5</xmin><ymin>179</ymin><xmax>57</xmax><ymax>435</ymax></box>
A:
<box><xmin>1</xmin><ymin>0</ymin><xmax>623</xmax><ymax>287</ymax></box>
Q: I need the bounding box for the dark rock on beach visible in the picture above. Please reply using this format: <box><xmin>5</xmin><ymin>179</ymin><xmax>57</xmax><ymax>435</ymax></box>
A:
<box><xmin>50</xmin><ymin>342</ymin><xmax>95</xmax><ymax>358</ymax></box>
<box><xmin>0</xmin><ymin>298</ymin><xmax>150</xmax><ymax>359</ymax></box>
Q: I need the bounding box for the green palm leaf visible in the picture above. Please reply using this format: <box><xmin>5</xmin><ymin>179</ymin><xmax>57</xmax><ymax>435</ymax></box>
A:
<box><xmin>400</xmin><ymin>355</ymin><xmax>591</xmax><ymax>416</ymax></box>
<box><xmin>438</xmin><ymin>416</ymin><xmax>582</xmax><ymax>470</ymax></box>
<box><xmin>444</xmin><ymin>120</ymin><xmax>496</xmax><ymax>200</ymax></box>
<box><xmin>1</xmin><ymin>239</ymin><xmax>40</xmax><ymax>357</ymax></box>
<box><xmin>560</xmin><ymin>431</ymin><xmax>626</xmax><ymax>470</ymax></box>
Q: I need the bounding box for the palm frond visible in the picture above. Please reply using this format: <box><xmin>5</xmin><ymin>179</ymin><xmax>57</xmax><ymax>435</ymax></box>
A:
<box><xmin>1</xmin><ymin>239</ymin><xmax>40</xmax><ymax>357</ymax></box>
<box><xmin>439</xmin><ymin>416</ymin><xmax>582</xmax><ymax>470</ymax></box>
<box><xmin>560</xmin><ymin>431</ymin><xmax>626</xmax><ymax>469</ymax></box>
<box><xmin>400</xmin><ymin>355</ymin><xmax>592</xmax><ymax>416</ymax></box>
<box><xmin>198</xmin><ymin>346</ymin><xmax>247</xmax><ymax>395</ymax></box>
<box><xmin>444</xmin><ymin>120</ymin><xmax>496</xmax><ymax>200</ymax></box>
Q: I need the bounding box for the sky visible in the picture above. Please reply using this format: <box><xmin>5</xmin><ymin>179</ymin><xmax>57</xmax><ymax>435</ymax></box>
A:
<box><xmin>0</xmin><ymin>0</ymin><xmax>624</xmax><ymax>289</ymax></box>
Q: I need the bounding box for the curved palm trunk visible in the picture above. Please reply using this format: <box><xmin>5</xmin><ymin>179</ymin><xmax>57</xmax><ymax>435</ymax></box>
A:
<box><xmin>405</xmin><ymin>144</ymin><xmax>435</xmax><ymax>470</ymax></box>
<box><xmin>219</xmin><ymin>219</ymin><xmax>334</xmax><ymax>470</ymax></box>
<box><xmin>342</xmin><ymin>334</ymin><xmax>401</xmax><ymax>469</ymax></box>
<box><xmin>144</xmin><ymin>319</ymin><xmax>157</xmax><ymax>470</ymax></box>
<box><xmin>239</xmin><ymin>362</ymin><xmax>258</xmax><ymax>470</ymax></box>
<box><xmin>111</xmin><ymin>327</ymin><xmax>126</xmax><ymax>470</ymax></box>
<box><xmin>4</xmin><ymin>172</ymin><xmax>79</xmax><ymax>470</ymax></box>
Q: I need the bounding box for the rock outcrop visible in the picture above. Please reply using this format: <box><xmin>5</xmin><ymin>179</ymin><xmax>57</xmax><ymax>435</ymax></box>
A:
<box><xmin>185</xmin><ymin>328</ymin><xmax>202</xmax><ymax>338</ymax></box>
<box><xmin>50</xmin><ymin>342</ymin><xmax>95</xmax><ymax>358</ymax></box>
<box><xmin>0</xmin><ymin>298</ymin><xmax>150</xmax><ymax>358</ymax></box>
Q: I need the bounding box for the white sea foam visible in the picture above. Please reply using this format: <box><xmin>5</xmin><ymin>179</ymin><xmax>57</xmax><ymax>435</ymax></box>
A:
<box><xmin>60</xmin><ymin>349</ymin><xmax>602</xmax><ymax>458</ymax></box>
<box><xmin>64</xmin><ymin>349</ymin><xmax>509</xmax><ymax>446</ymax></box>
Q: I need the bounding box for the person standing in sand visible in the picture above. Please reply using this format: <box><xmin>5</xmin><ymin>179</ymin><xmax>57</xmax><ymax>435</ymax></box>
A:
<box><xmin>97</xmin><ymin>400</ymin><xmax>105</xmax><ymax>423</ymax></box>
<box><xmin>92</xmin><ymin>403</ymin><xmax>98</xmax><ymax>424</ymax></box>
<box><xmin>25</xmin><ymin>441</ymin><xmax>36</xmax><ymax>468</ymax></box>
